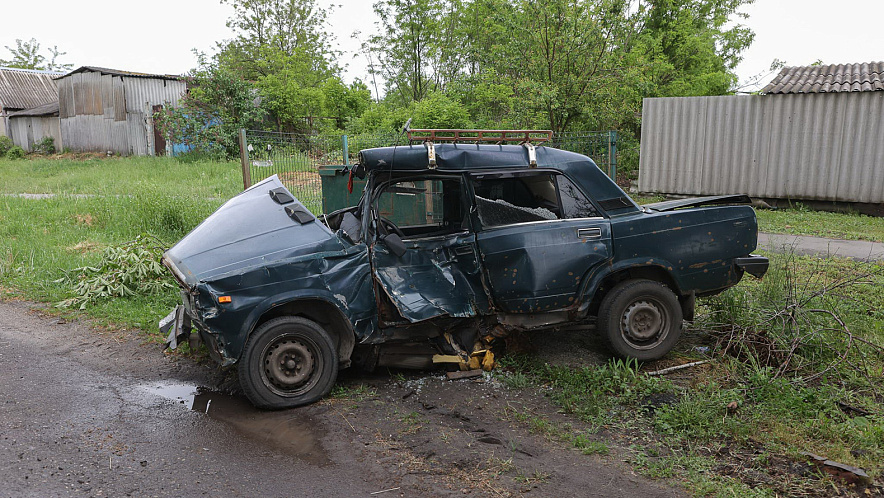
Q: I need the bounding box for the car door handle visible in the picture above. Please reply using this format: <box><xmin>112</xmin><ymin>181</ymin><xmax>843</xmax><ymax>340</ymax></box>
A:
<box><xmin>453</xmin><ymin>245</ymin><xmax>474</xmax><ymax>256</ymax></box>
<box><xmin>577</xmin><ymin>228</ymin><xmax>602</xmax><ymax>239</ymax></box>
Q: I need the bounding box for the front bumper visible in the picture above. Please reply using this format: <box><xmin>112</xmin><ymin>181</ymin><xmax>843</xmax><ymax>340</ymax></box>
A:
<box><xmin>735</xmin><ymin>254</ymin><xmax>769</xmax><ymax>278</ymax></box>
<box><xmin>159</xmin><ymin>305</ymin><xmax>192</xmax><ymax>350</ymax></box>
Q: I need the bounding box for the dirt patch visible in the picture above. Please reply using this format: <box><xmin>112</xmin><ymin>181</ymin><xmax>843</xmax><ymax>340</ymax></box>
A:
<box><xmin>66</xmin><ymin>240</ymin><xmax>104</xmax><ymax>253</ymax></box>
<box><xmin>73</xmin><ymin>213</ymin><xmax>95</xmax><ymax>226</ymax></box>
<box><xmin>325</xmin><ymin>368</ymin><xmax>683</xmax><ymax>497</ymax></box>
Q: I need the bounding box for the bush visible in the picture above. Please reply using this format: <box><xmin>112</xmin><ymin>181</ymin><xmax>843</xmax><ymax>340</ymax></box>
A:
<box><xmin>32</xmin><ymin>136</ymin><xmax>56</xmax><ymax>155</ymax></box>
<box><xmin>5</xmin><ymin>145</ymin><xmax>26</xmax><ymax>159</ymax></box>
<box><xmin>0</xmin><ymin>135</ymin><xmax>12</xmax><ymax>155</ymax></box>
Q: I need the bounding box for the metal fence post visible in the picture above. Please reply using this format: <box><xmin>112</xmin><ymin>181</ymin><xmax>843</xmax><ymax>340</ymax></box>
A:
<box><xmin>609</xmin><ymin>130</ymin><xmax>618</xmax><ymax>179</ymax></box>
<box><xmin>239</xmin><ymin>128</ymin><xmax>251</xmax><ymax>190</ymax></box>
<box><xmin>342</xmin><ymin>135</ymin><xmax>349</xmax><ymax>165</ymax></box>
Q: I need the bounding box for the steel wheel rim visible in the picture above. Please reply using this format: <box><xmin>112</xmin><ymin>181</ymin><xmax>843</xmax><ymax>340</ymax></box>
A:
<box><xmin>619</xmin><ymin>298</ymin><xmax>670</xmax><ymax>351</ymax></box>
<box><xmin>260</xmin><ymin>335</ymin><xmax>322</xmax><ymax>397</ymax></box>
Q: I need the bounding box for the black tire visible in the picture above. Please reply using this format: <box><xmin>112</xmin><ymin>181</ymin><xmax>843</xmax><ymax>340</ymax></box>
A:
<box><xmin>597</xmin><ymin>279</ymin><xmax>683</xmax><ymax>361</ymax></box>
<box><xmin>238</xmin><ymin>316</ymin><xmax>338</xmax><ymax>410</ymax></box>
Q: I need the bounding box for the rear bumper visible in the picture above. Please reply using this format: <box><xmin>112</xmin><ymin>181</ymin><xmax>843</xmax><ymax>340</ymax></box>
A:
<box><xmin>735</xmin><ymin>254</ymin><xmax>769</xmax><ymax>278</ymax></box>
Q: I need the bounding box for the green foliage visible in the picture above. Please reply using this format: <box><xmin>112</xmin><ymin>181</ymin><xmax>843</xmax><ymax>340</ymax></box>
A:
<box><xmin>32</xmin><ymin>137</ymin><xmax>56</xmax><ymax>155</ymax></box>
<box><xmin>0</xmin><ymin>135</ymin><xmax>12</xmax><ymax>155</ymax></box>
<box><xmin>411</xmin><ymin>92</ymin><xmax>472</xmax><ymax>129</ymax></box>
<box><xmin>55</xmin><ymin>235</ymin><xmax>175</xmax><ymax>310</ymax></box>
<box><xmin>1</xmin><ymin>38</ymin><xmax>73</xmax><ymax>71</ymax></box>
<box><xmin>5</xmin><ymin>145</ymin><xmax>26</xmax><ymax>159</ymax></box>
<box><xmin>364</xmin><ymin>0</ymin><xmax>753</xmax><ymax>136</ymax></box>
<box><xmin>154</xmin><ymin>57</ymin><xmax>265</xmax><ymax>159</ymax></box>
<box><xmin>212</xmin><ymin>0</ymin><xmax>365</xmax><ymax>133</ymax></box>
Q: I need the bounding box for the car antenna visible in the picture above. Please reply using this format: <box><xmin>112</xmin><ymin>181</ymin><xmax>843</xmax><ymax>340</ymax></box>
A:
<box><xmin>389</xmin><ymin>117</ymin><xmax>412</xmax><ymax>172</ymax></box>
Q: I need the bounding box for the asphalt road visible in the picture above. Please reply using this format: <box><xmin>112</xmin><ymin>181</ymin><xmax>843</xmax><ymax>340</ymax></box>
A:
<box><xmin>759</xmin><ymin>232</ymin><xmax>884</xmax><ymax>262</ymax></box>
<box><xmin>0</xmin><ymin>300</ymin><xmax>681</xmax><ymax>498</ymax></box>
<box><xmin>0</xmin><ymin>300</ymin><xmax>403</xmax><ymax>497</ymax></box>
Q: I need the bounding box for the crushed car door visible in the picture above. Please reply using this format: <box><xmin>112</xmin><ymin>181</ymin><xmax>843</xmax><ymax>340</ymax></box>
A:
<box><xmin>370</xmin><ymin>176</ymin><xmax>490</xmax><ymax>322</ymax></box>
<box><xmin>471</xmin><ymin>171</ymin><xmax>613</xmax><ymax>313</ymax></box>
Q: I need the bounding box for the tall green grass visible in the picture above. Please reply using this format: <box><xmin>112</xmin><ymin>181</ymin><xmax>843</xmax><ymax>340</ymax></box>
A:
<box><xmin>0</xmin><ymin>156</ymin><xmax>238</xmax><ymax>330</ymax></box>
<box><xmin>0</xmin><ymin>156</ymin><xmax>243</xmax><ymax>198</ymax></box>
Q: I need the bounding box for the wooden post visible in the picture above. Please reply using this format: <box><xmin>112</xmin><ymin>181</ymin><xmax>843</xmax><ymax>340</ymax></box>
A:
<box><xmin>239</xmin><ymin>128</ymin><xmax>251</xmax><ymax>190</ymax></box>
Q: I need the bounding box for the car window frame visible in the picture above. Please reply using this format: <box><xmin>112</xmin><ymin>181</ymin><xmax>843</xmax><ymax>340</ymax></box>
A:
<box><xmin>368</xmin><ymin>172</ymin><xmax>473</xmax><ymax>242</ymax></box>
<box><xmin>466</xmin><ymin>169</ymin><xmax>606</xmax><ymax>232</ymax></box>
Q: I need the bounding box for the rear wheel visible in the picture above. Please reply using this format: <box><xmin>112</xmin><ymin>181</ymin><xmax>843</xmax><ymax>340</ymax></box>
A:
<box><xmin>238</xmin><ymin>316</ymin><xmax>338</xmax><ymax>409</ymax></box>
<box><xmin>597</xmin><ymin>279</ymin><xmax>682</xmax><ymax>361</ymax></box>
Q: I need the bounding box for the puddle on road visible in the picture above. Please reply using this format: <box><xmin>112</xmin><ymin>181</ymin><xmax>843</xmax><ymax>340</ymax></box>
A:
<box><xmin>142</xmin><ymin>382</ymin><xmax>330</xmax><ymax>466</ymax></box>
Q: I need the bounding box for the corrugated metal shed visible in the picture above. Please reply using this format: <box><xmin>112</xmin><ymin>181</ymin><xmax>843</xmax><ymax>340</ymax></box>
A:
<box><xmin>59</xmin><ymin>66</ymin><xmax>181</xmax><ymax>81</ymax></box>
<box><xmin>56</xmin><ymin>66</ymin><xmax>186</xmax><ymax>156</ymax></box>
<box><xmin>638</xmin><ymin>92</ymin><xmax>884</xmax><ymax>204</ymax></box>
<box><xmin>0</xmin><ymin>67</ymin><xmax>60</xmax><ymax>110</ymax></box>
<box><xmin>8</xmin><ymin>101</ymin><xmax>62</xmax><ymax>152</ymax></box>
<box><xmin>762</xmin><ymin>62</ymin><xmax>884</xmax><ymax>94</ymax></box>
<box><xmin>8</xmin><ymin>101</ymin><xmax>59</xmax><ymax>117</ymax></box>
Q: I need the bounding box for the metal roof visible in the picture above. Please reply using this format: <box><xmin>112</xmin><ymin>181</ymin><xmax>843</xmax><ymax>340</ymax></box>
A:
<box><xmin>0</xmin><ymin>67</ymin><xmax>61</xmax><ymax>110</ymax></box>
<box><xmin>762</xmin><ymin>62</ymin><xmax>884</xmax><ymax>94</ymax></box>
<box><xmin>56</xmin><ymin>66</ymin><xmax>182</xmax><ymax>81</ymax></box>
<box><xmin>8</xmin><ymin>101</ymin><xmax>59</xmax><ymax>117</ymax></box>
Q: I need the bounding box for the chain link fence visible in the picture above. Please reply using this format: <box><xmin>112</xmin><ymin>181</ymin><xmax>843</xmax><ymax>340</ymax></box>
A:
<box><xmin>239</xmin><ymin>129</ymin><xmax>618</xmax><ymax>215</ymax></box>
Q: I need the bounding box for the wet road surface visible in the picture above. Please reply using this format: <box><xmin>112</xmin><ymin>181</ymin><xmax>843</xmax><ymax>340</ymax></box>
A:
<box><xmin>0</xmin><ymin>300</ymin><xmax>683</xmax><ymax>497</ymax></box>
<box><xmin>0</xmin><ymin>301</ymin><xmax>389</xmax><ymax>497</ymax></box>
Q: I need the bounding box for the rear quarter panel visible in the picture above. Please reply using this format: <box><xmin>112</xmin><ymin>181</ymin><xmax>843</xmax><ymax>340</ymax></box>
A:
<box><xmin>608</xmin><ymin>205</ymin><xmax>759</xmax><ymax>295</ymax></box>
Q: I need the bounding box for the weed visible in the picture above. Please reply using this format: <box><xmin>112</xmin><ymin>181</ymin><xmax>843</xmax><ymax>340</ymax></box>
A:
<box><xmin>514</xmin><ymin>469</ymin><xmax>550</xmax><ymax>484</ymax></box>
<box><xmin>485</xmin><ymin>456</ymin><xmax>515</xmax><ymax>475</ymax></box>
<box><xmin>501</xmin><ymin>371</ymin><xmax>529</xmax><ymax>388</ymax></box>
<box><xmin>572</xmin><ymin>434</ymin><xmax>609</xmax><ymax>455</ymax></box>
<box><xmin>0</xmin><ymin>136</ymin><xmax>12</xmax><ymax>155</ymax></box>
<box><xmin>5</xmin><ymin>145</ymin><xmax>26</xmax><ymax>160</ymax></box>
<box><xmin>32</xmin><ymin>137</ymin><xmax>56</xmax><ymax>155</ymax></box>
<box><xmin>329</xmin><ymin>383</ymin><xmax>376</xmax><ymax>401</ymax></box>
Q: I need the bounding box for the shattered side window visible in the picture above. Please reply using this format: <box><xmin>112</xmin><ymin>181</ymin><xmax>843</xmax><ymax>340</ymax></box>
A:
<box><xmin>471</xmin><ymin>174</ymin><xmax>561</xmax><ymax>227</ymax></box>
<box><xmin>556</xmin><ymin>175</ymin><xmax>599</xmax><ymax>218</ymax></box>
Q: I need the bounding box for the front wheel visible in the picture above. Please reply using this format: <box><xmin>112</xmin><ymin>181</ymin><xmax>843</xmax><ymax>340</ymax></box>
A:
<box><xmin>597</xmin><ymin>279</ymin><xmax>683</xmax><ymax>361</ymax></box>
<box><xmin>238</xmin><ymin>316</ymin><xmax>338</xmax><ymax>409</ymax></box>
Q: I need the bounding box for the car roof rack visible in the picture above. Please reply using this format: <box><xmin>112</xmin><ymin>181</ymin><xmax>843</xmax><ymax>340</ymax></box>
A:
<box><xmin>406</xmin><ymin>129</ymin><xmax>553</xmax><ymax>144</ymax></box>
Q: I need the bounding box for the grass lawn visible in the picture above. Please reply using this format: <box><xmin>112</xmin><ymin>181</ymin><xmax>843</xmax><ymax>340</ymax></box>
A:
<box><xmin>0</xmin><ymin>156</ymin><xmax>242</xmax><ymax>330</ymax></box>
<box><xmin>631</xmin><ymin>195</ymin><xmax>884</xmax><ymax>243</ymax></box>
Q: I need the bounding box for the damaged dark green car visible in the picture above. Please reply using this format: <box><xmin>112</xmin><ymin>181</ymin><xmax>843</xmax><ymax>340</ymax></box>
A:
<box><xmin>160</xmin><ymin>141</ymin><xmax>768</xmax><ymax>409</ymax></box>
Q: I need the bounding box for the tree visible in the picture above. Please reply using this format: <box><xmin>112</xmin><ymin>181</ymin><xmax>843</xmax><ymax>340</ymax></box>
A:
<box><xmin>363</xmin><ymin>0</ymin><xmax>755</xmax><ymax>135</ymax></box>
<box><xmin>215</xmin><ymin>0</ymin><xmax>354</xmax><ymax>132</ymax></box>
<box><xmin>1</xmin><ymin>38</ymin><xmax>73</xmax><ymax>71</ymax></box>
<box><xmin>638</xmin><ymin>0</ymin><xmax>755</xmax><ymax>97</ymax></box>
<box><xmin>155</xmin><ymin>57</ymin><xmax>265</xmax><ymax>159</ymax></box>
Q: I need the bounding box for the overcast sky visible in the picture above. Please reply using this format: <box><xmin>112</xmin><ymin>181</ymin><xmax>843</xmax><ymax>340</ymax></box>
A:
<box><xmin>3</xmin><ymin>0</ymin><xmax>883</xmax><ymax>96</ymax></box>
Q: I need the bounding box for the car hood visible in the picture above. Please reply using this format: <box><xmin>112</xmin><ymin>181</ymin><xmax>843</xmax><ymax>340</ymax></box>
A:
<box><xmin>164</xmin><ymin>176</ymin><xmax>340</xmax><ymax>286</ymax></box>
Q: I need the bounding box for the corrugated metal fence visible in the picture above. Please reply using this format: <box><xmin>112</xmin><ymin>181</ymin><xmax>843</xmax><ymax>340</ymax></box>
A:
<box><xmin>639</xmin><ymin>93</ymin><xmax>884</xmax><ymax>204</ymax></box>
<box><xmin>241</xmin><ymin>130</ymin><xmax>618</xmax><ymax>215</ymax></box>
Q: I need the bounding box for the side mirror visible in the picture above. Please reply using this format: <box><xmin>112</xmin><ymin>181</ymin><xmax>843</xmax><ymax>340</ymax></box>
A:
<box><xmin>352</xmin><ymin>163</ymin><xmax>367</xmax><ymax>180</ymax></box>
<box><xmin>381</xmin><ymin>233</ymin><xmax>407</xmax><ymax>258</ymax></box>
